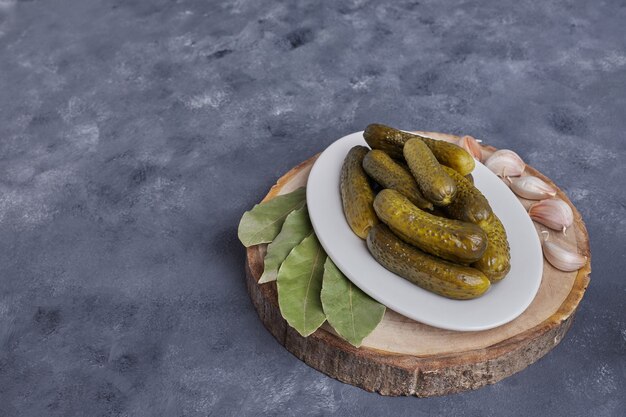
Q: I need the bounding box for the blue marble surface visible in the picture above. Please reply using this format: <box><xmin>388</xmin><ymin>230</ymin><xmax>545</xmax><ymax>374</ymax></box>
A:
<box><xmin>0</xmin><ymin>0</ymin><xmax>624</xmax><ymax>416</ymax></box>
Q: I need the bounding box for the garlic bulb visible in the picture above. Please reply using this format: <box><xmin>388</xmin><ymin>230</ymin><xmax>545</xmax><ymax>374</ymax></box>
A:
<box><xmin>529</xmin><ymin>198</ymin><xmax>574</xmax><ymax>233</ymax></box>
<box><xmin>509</xmin><ymin>176</ymin><xmax>557</xmax><ymax>200</ymax></box>
<box><xmin>457</xmin><ymin>135</ymin><xmax>483</xmax><ymax>161</ymax></box>
<box><xmin>484</xmin><ymin>150</ymin><xmax>525</xmax><ymax>177</ymax></box>
<box><xmin>540</xmin><ymin>232</ymin><xmax>587</xmax><ymax>272</ymax></box>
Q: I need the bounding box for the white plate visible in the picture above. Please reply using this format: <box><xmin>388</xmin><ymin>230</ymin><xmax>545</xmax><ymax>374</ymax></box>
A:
<box><xmin>307</xmin><ymin>131</ymin><xmax>543</xmax><ymax>331</ymax></box>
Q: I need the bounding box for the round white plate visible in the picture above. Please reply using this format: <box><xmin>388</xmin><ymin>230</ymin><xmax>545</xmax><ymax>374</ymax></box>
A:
<box><xmin>307</xmin><ymin>131</ymin><xmax>543</xmax><ymax>331</ymax></box>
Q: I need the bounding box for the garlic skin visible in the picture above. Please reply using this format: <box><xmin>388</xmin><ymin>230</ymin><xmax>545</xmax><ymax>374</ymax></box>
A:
<box><xmin>457</xmin><ymin>135</ymin><xmax>483</xmax><ymax>161</ymax></box>
<box><xmin>509</xmin><ymin>176</ymin><xmax>557</xmax><ymax>200</ymax></box>
<box><xmin>542</xmin><ymin>240</ymin><xmax>587</xmax><ymax>272</ymax></box>
<box><xmin>485</xmin><ymin>150</ymin><xmax>525</xmax><ymax>177</ymax></box>
<box><xmin>529</xmin><ymin>199</ymin><xmax>574</xmax><ymax>232</ymax></box>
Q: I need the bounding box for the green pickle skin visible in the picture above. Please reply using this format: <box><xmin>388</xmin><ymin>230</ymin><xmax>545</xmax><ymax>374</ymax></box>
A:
<box><xmin>471</xmin><ymin>215</ymin><xmax>511</xmax><ymax>282</ymax></box>
<box><xmin>367</xmin><ymin>224</ymin><xmax>491</xmax><ymax>300</ymax></box>
<box><xmin>442</xmin><ymin>166</ymin><xmax>492</xmax><ymax>225</ymax></box>
<box><xmin>373</xmin><ymin>189</ymin><xmax>487</xmax><ymax>264</ymax></box>
<box><xmin>404</xmin><ymin>138</ymin><xmax>457</xmax><ymax>206</ymax></box>
<box><xmin>340</xmin><ymin>145</ymin><xmax>379</xmax><ymax>239</ymax></box>
<box><xmin>362</xmin><ymin>150</ymin><xmax>434</xmax><ymax>211</ymax></box>
<box><xmin>363</xmin><ymin>123</ymin><xmax>475</xmax><ymax>176</ymax></box>
<box><xmin>441</xmin><ymin>166</ymin><xmax>511</xmax><ymax>282</ymax></box>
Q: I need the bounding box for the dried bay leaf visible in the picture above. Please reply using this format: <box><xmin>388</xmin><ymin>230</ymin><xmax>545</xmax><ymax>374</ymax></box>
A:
<box><xmin>238</xmin><ymin>187</ymin><xmax>306</xmax><ymax>247</ymax></box>
<box><xmin>259</xmin><ymin>206</ymin><xmax>312</xmax><ymax>284</ymax></box>
<box><xmin>321</xmin><ymin>258</ymin><xmax>386</xmax><ymax>347</ymax></box>
<box><xmin>277</xmin><ymin>233</ymin><xmax>327</xmax><ymax>337</ymax></box>
<box><xmin>241</xmin><ymin>186</ymin><xmax>386</xmax><ymax>345</ymax></box>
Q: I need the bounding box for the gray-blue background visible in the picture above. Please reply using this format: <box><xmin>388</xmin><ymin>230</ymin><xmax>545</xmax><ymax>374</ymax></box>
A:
<box><xmin>0</xmin><ymin>0</ymin><xmax>624</xmax><ymax>416</ymax></box>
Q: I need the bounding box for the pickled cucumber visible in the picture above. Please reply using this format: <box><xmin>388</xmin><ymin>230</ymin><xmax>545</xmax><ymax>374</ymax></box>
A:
<box><xmin>373</xmin><ymin>189</ymin><xmax>487</xmax><ymax>263</ymax></box>
<box><xmin>472</xmin><ymin>214</ymin><xmax>511</xmax><ymax>282</ymax></box>
<box><xmin>363</xmin><ymin>123</ymin><xmax>475</xmax><ymax>175</ymax></box>
<box><xmin>340</xmin><ymin>146</ymin><xmax>379</xmax><ymax>239</ymax></box>
<box><xmin>442</xmin><ymin>166</ymin><xmax>492</xmax><ymax>225</ymax></box>
<box><xmin>367</xmin><ymin>224</ymin><xmax>490</xmax><ymax>299</ymax></box>
<box><xmin>362</xmin><ymin>150</ymin><xmax>433</xmax><ymax>211</ymax></box>
<box><xmin>404</xmin><ymin>138</ymin><xmax>457</xmax><ymax>206</ymax></box>
<box><xmin>439</xmin><ymin>167</ymin><xmax>511</xmax><ymax>282</ymax></box>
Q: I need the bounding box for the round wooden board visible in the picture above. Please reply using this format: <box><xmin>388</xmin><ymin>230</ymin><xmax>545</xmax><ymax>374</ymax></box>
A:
<box><xmin>245</xmin><ymin>131</ymin><xmax>591</xmax><ymax>397</ymax></box>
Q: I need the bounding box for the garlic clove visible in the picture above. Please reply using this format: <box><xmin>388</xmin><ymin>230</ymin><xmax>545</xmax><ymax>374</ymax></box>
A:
<box><xmin>457</xmin><ymin>135</ymin><xmax>483</xmax><ymax>161</ymax></box>
<box><xmin>528</xmin><ymin>198</ymin><xmax>574</xmax><ymax>232</ymax></box>
<box><xmin>542</xmin><ymin>240</ymin><xmax>587</xmax><ymax>272</ymax></box>
<box><xmin>509</xmin><ymin>176</ymin><xmax>557</xmax><ymax>200</ymax></box>
<box><xmin>484</xmin><ymin>150</ymin><xmax>525</xmax><ymax>177</ymax></box>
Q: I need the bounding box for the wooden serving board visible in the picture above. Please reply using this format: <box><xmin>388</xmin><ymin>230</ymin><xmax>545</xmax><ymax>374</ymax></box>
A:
<box><xmin>245</xmin><ymin>131</ymin><xmax>591</xmax><ymax>397</ymax></box>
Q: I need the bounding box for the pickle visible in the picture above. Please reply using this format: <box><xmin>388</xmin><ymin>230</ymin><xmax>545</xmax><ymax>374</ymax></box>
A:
<box><xmin>442</xmin><ymin>166</ymin><xmax>492</xmax><ymax>225</ymax></box>
<box><xmin>367</xmin><ymin>224</ymin><xmax>490</xmax><ymax>299</ymax></box>
<box><xmin>340</xmin><ymin>146</ymin><xmax>379</xmax><ymax>239</ymax></box>
<box><xmin>439</xmin><ymin>166</ymin><xmax>511</xmax><ymax>282</ymax></box>
<box><xmin>465</xmin><ymin>173</ymin><xmax>474</xmax><ymax>184</ymax></box>
<box><xmin>373</xmin><ymin>189</ymin><xmax>487</xmax><ymax>263</ymax></box>
<box><xmin>404</xmin><ymin>138</ymin><xmax>457</xmax><ymax>206</ymax></box>
<box><xmin>363</xmin><ymin>123</ymin><xmax>475</xmax><ymax>175</ymax></box>
<box><xmin>471</xmin><ymin>214</ymin><xmax>511</xmax><ymax>282</ymax></box>
<box><xmin>362</xmin><ymin>150</ymin><xmax>434</xmax><ymax>211</ymax></box>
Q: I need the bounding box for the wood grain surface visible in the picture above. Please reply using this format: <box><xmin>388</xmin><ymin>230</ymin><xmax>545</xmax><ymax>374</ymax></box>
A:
<box><xmin>244</xmin><ymin>132</ymin><xmax>591</xmax><ymax>397</ymax></box>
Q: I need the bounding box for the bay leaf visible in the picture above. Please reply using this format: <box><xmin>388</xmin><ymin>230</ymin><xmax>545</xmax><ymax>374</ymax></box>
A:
<box><xmin>259</xmin><ymin>206</ymin><xmax>312</xmax><ymax>284</ymax></box>
<box><xmin>277</xmin><ymin>233</ymin><xmax>327</xmax><ymax>337</ymax></box>
<box><xmin>238</xmin><ymin>187</ymin><xmax>306</xmax><ymax>247</ymax></box>
<box><xmin>321</xmin><ymin>258</ymin><xmax>386</xmax><ymax>347</ymax></box>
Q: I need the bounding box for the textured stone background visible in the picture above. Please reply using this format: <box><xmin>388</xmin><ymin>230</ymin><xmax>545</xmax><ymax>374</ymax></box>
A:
<box><xmin>0</xmin><ymin>0</ymin><xmax>624</xmax><ymax>416</ymax></box>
